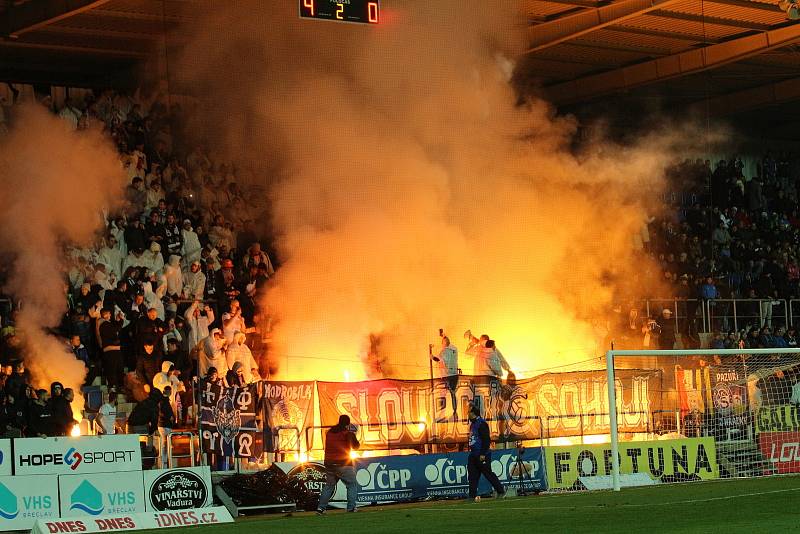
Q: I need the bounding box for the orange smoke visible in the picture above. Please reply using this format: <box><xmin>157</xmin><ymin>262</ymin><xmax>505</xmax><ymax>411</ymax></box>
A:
<box><xmin>174</xmin><ymin>1</ymin><xmax>677</xmax><ymax>381</ymax></box>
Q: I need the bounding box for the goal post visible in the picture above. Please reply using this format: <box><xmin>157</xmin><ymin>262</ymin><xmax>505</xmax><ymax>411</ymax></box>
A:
<box><xmin>606</xmin><ymin>347</ymin><xmax>800</xmax><ymax>492</ymax></box>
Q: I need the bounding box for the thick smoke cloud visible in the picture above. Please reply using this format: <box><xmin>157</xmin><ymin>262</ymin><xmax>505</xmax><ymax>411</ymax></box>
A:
<box><xmin>176</xmin><ymin>1</ymin><xmax>677</xmax><ymax>380</ymax></box>
<box><xmin>0</xmin><ymin>105</ymin><xmax>127</xmax><ymax>402</ymax></box>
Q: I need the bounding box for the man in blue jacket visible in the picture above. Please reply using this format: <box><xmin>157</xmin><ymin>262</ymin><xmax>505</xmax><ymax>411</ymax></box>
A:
<box><xmin>467</xmin><ymin>404</ymin><xmax>506</xmax><ymax>502</ymax></box>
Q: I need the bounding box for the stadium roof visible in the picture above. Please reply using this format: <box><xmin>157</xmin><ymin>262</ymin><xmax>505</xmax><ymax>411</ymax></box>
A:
<box><xmin>0</xmin><ymin>1</ymin><xmax>797</xmax><ymax>134</ymax></box>
<box><xmin>522</xmin><ymin>0</ymin><xmax>800</xmax><ymax>130</ymax></box>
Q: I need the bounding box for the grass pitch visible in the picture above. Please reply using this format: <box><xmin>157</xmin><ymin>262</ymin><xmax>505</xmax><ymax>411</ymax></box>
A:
<box><xmin>142</xmin><ymin>475</ymin><xmax>800</xmax><ymax>533</ymax></box>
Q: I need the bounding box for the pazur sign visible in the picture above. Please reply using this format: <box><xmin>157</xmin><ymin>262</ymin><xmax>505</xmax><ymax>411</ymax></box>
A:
<box><xmin>0</xmin><ymin>474</ymin><xmax>59</xmax><ymax>530</ymax></box>
<box><xmin>31</xmin><ymin>506</ymin><xmax>233</xmax><ymax>533</ymax></box>
<box><xmin>14</xmin><ymin>435</ymin><xmax>142</xmax><ymax>476</ymax></box>
<box><xmin>545</xmin><ymin>438</ymin><xmax>718</xmax><ymax>489</ymax></box>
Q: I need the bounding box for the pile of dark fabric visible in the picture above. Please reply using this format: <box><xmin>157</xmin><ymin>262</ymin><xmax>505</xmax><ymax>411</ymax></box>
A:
<box><xmin>218</xmin><ymin>464</ymin><xmax>318</xmax><ymax>511</ymax></box>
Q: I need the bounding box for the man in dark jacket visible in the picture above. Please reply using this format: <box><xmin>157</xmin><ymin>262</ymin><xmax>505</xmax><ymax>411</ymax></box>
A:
<box><xmin>99</xmin><ymin>308</ymin><xmax>124</xmax><ymax>388</ymax></box>
<box><xmin>467</xmin><ymin>404</ymin><xmax>505</xmax><ymax>502</ymax></box>
<box><xmin>26</xmin><ymin>389</ymin><xmax>52</xmax><ymax>437</ymax></box>
<box><xmin>317</xmin><ymin>414</ymin><xmax>360</xmax><ymax>514</ymax></box>
<box><xmin>51</xmin><ymin>388</ymin><xmax>76</xmax><ymax>436</ymax></box>
<box><xmin>136</xmin><ymin>340</ymin><xmax>161</xmax><ymax>385</ymax></box>
<box><xmin>157</xmin><ymin>386</ymin><xmax>175</xmax><ymax>467</ymax></box>
<box><xmin>127</xmin><ymin>387</ymin><xmax>160</xmax><ymax>435</ymax></box>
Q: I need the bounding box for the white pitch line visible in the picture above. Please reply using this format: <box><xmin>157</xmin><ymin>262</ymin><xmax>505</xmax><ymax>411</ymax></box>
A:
<box><xmin>413</xmin><ymin>486</ymin><xmax>800</xmax><ymax>512</ymax></box>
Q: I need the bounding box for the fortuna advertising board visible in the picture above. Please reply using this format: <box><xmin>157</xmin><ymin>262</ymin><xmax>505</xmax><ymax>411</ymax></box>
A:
<box><xmin>0</xmin><ymin>474</ymin><xmax>59</xmax><ymax>531</ymax></box>
<box><xmin>58</xmin><ymin>471</ymin><xmax>146</xmax><ymax>517</ymax></box>
<box><xmin>545</xmin><ymin>438</ymin><xmax>718</xmax><ymax>489</ymax></box>
<box><xmin>31</xmin><ymin>506</ymin><xmax>233</xmax><ymax>534</ymax></box>
<box><xmin>143</xmin><ymin>466</ymin><xmax>213</xmax><ymax>511</ymax></box>
<box><xmin>14</xmin><ymin>435</ymin><xmax>142</xmax><ymax>476</ymax></box>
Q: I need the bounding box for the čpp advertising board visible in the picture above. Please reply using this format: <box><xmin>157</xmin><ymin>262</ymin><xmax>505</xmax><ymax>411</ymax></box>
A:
<box><xmin>14</xmin><ymin>435</ymin><xmax>142</xmax><ymax>476</ymax></box>
<box><xmin>58</xmin><ymin>471</ymin><xmax>146</xmax><ymax>517</ymax></box>
<box><xmin>0</xmin><ymin>474</ymin><xmax>59</xmax><ymax>531</ymax></box>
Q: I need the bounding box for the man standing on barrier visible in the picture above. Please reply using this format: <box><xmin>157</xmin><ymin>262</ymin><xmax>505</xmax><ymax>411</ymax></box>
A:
<box><xmin>431</xmin><ymin>333</ymin><xmax>459</xmax><ymax>420</ymax></box>
<box><xmin>467</xmin><ymin>404</ymin><xmax>506</xmax><ymax>502</ymax></box>
<box><xmin>317</xmin><ymin>414</ymin><xmax>361</xmax><ymax>514</ymax></box>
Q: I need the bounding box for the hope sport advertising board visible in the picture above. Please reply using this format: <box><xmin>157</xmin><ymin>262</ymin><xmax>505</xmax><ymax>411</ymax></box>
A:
<box><xmin>0</xmin><ymin>475</ymin><xmax>59</xmax><ymax>531</ymax></box>
<box><xmin>14</xmin><ymin>435</ymin><xmax>142</xmax><ymax>476</ymax></box>
<box><xmin>545</xmin><ymin>437</ymin><xmax>718</xmax><ymax>489</ymax></box>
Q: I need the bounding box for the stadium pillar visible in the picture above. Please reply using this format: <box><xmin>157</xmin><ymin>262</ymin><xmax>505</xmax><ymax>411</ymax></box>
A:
<box><xmin>605</xmin><ymin>350</ymin><xmax>621</xmax><ymax>491</ymax></box>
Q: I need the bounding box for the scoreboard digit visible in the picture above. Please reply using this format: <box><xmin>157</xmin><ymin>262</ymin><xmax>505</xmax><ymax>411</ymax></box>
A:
<box><xmin>300</xmin><ymin>0</ymin><xmax>380</xmax><ymax>24</ymax></box>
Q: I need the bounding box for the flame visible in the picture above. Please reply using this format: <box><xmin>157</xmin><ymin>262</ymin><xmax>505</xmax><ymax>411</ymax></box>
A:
<box><xmin>349</xmin><ymin>450</ymin><xmax>359</xmax><ymax>460</ymax></box>
<box><xmin>70</xmin><ymin>423</ymin><xmax>81</xmax><ymax>437</ymax></box>
<box><xmin>343</xmin><ymin>369</ymin><xmax>351</xmax><ymax>382</ymax></box>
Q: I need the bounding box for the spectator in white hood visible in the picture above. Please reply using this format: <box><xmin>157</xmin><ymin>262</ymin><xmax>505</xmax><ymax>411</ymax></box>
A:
<box><xmin>181</xmin><ymin>220</ymin><xmax>202</xmax><ymax>267</ymax></box>
<box><xmin>182</xmin><ymin>260</ymin><xmax>206</xmax><ymax>301</ymax></box>
<box><xmin>198</xmin><ymin>328</ymin><xmax>227</xmax><ymax>377</ymax></box>
<box><xmin>164</xmin><ymin>255</ymin><xmax>183</xmax><ymax>297</ymax></box>
<box><xmin>153</xmin><ymin>360</ymin><xmax>185</xmax><ymax>414</ymax></box>
<box><xmin>184</xmin><ymin>301</ymin><xmax>214</xmax><ymax>350</ymax></box>
<box><xmin>97</xmin><ymin>235</ymin><xmax>124</xmax><ymax>278</ymax></box>
<box><xmin>225</xmin><ymin>331</ymin><xmax>258</xmax><ymax>384</ymax></box>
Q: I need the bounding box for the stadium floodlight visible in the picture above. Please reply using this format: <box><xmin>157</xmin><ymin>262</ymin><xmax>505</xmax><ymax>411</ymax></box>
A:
<box><xmin>605</xmin><ymin>347</ymin><xmax>800</xmax><ymax>492</ymax></box>
<box><xmin>778</xmin><ymin>0</ymin><xmax>800</xmax><ymax>19</ymax></box>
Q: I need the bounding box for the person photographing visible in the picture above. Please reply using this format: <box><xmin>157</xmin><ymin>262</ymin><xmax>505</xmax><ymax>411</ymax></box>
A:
<box><xmin>317</xmin><ymin>414</ymin><xmax>361</xmax><ymax>514</ymax></box>
<box><xmin>467</xmin><ymin>404</ymin><xmax>506</xmax><ymax>502</ymax></box>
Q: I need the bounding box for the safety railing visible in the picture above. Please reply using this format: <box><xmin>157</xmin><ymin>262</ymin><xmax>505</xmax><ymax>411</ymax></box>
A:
<box><xmin>272</xmin><ymin>425</ymin><xmax>302</xmax><ymax>462</ymax></box>
<box><xmin>705</xmin><ymin>298</ymin><xmax>789</xmax><ymax>332</ymax></box>
<box><xmin>164</xmin><ymin>430</ymin><xmax>197</xmax><ymax>468</ymax></box>
<box><xmin>305</xmin><ymin>420</ymin><xmax>429</xmax><ymax>454</ymax></box>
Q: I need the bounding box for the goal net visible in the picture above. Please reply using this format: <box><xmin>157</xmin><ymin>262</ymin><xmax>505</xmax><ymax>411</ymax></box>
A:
<box><xmin>603</xmin><ymin>348</ymin><xmax>800</xmax><ymax>490</ymax></box>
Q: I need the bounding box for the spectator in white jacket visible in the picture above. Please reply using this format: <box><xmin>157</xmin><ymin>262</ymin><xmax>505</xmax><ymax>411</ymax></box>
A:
<box><xmin>181</xmin><ymin>220</ymin><xmax>202</xmax><ymax>268</ymax></box>
<box><xmin>198</xmin><ymin>328</ymin><xmax>228</xmax><ymax>377</ymax></box>
<box><xmin>164</xmin><ymin>255</ymin><xmax>183</xmax><ymax>297</ymax></box>
<box><xmin>184</xmin><ymin>301</ymin><xmax>214</xmax><ymax>350</ymax></box>
<box><xmin>182</xmin><ymin>261</ymin><xmax>206</xmax><ymax>301</ymax></box>
<box><xmin>225</xmin><ymin>331</ymin><xmax>258</xmax><ymax>384</ymax></box>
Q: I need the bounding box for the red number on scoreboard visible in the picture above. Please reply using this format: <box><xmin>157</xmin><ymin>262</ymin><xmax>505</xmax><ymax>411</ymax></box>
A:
<box><xmin>368</xmin><ymin>2</ymin><xmax>379</xmax><ymax>23</ymax></box>
<box><xmin>303</xmin><ymin>0</ymin><xmax>314</xmax><ymax>16</ymax></box>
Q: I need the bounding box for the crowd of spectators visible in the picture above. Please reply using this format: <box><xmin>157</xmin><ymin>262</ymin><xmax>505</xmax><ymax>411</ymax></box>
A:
<box><xmin>613</xmin><ymin>152</ymin><xmax>800</xmax><ymax>349</ymax></box>
<box><xmin>0</xmin><ymin>85</ymin><xmax>275</xmax><ymax>439</ymax></box>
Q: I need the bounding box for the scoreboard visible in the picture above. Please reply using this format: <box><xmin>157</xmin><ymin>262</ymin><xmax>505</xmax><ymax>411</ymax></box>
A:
<box><xmin>299</xmin><ymin>0</ymin><xmax>380</xmax><ymax>24</ymax></box>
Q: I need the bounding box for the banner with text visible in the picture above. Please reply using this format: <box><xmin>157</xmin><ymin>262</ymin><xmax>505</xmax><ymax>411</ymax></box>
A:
<box><xmin>32</xmin><ymin>506</ymin><xmax>233</xmax><ymax>534</ymax></box>
<box><xmin>58</xmin><ymin>471</ymin><xmax>146</xmax><ymax>517</ymax></box>
<box><xmin>354</xmin><ymin>447</ymin><xmax>546</xmax><ymax>502</ymax></box>
<box><xmin>143</xmin><ymin>466</ymin><xmax>213</xmax><ymax>511</ymax></box>
<box><xmin>13</xmin><ymin>435</ymin><xmax>142</xmax><ymax>476</ymax></box>
<box><xmin>317</xmin><ymin>370</ymin><xmax>660</xmax><ymax>449</ymax></box>
<box><xmin>199</xmin><ymin>382</ymin><xmax>259</xmax><ymax>458</ymax></box>
<box><xmin>545</xmin><ymin>437</ymin><xmax>718</xmax><ymax>489</ymax></box>
<box><xmin>756</xmin><ymin>404</ymin><xmax>800</xmax><ymax>433</ymax></box>
<box><xmin>0</xmin><ymin>474</ymin><xmax>59</xmax><ymax>531</ymax></box>
<box><xmin>758</xmin><ymin>431</ymin><xmax>800</xmax><ymax>474</ymax></box>
<box><xmin>261</xmin><ymin>381</ymin><xmax>315</xmax><ymax>453</ymax></box>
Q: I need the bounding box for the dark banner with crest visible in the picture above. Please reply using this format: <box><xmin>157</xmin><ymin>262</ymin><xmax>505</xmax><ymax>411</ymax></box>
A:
<box><xmin>200</xmin><ymin>382</ymin><xmax>260</xmax><ymax>457</ymax></box>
